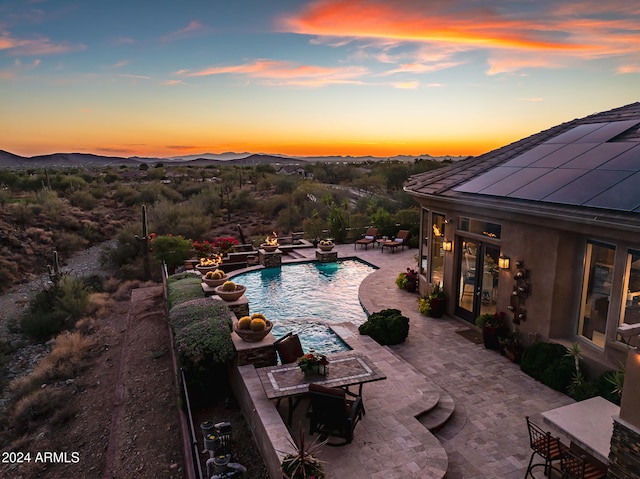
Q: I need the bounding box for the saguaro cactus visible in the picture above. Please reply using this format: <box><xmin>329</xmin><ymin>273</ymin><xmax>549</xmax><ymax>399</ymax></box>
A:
<box><xmin>134</xmin><ymin>204</ymin><xmax>151</xmax><ymax>280</ymax></box>
<box><xmin>47</xmin><ymin>250</ymin><xmax>62</xmax><ymax>284</ymax></box>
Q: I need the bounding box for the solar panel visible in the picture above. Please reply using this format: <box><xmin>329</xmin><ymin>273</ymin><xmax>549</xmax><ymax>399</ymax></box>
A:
<box><xmin>453</xmin><ymin>117</ymin><xmax>640</xmax><ymax>212</ymax></box>
<box><xmin>563</xmin><ymin>143</ymin><xmax>637</xmax><ymax>169</ymax></box>
<box><xmin>501</xmin><ymin>144</ymin><xmax>565</xmax><ymax>167</ymax></box>
<box><xmin>543</xmin><ymin>170</ymin><xmax>633</xmax><ymax>205</ymax></box>
<box><xmin>507</xmin><ymin>169</ymin><xmax>588</xmax><ymax>201</ymax></box>
<box><xmin>575</xmin><ymin>119</ymin><xmax>640</xmax><ymax>143</ymax></box>
<box><xmin>529</xmin><ymin>143</ymin><xmax>597</xmax><ymax>168</ymax></box>
<box><xmin>598</xmin><ymin>143</ymin><xmax>640</xmax><ymax>171</ymax></box>
<box><xmin>480</xmin><ymin>167</ymin><xmax>552</xmax><ymax>196</ymax></box>
<box><xmin>544</xmin><ymin>123</ymin><xmax>605</xmax><ymax>144</ymax></box>
<box><xmin>585</xmin><ymin>171</ymin><xmax>640</xmax><ymax>211</ymax></box>
<box><xmin>453</xmin><ymin>167</ymin><xmax>516</xmax><ymax>193</ymax></box>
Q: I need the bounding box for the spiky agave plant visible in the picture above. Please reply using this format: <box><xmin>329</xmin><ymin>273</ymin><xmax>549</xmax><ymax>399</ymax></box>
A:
<box><xmin>280</xmin><ymin>428</ymin><xmax>326</xmax><ymax>479</ymax></box>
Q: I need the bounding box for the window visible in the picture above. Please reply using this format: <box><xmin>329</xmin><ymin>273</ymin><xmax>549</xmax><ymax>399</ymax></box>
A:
<box><xmin>431</xmin><ymin>214</ymin><xmax>446</xmax><ymax>285</ymax></box>
<box><xmin>618</xmin><ymin>249</ymin><xmax>640</xmax><ymax>347</ymax></box>
<box><xmin>579</xmin><ymin>241</ymin><xmax>615</xmax><ymax>348</ymax></box>
<box><xmin>420</xmin><ymin>208</ymin><xmax>429</xmax><ymax>274</ymax></box>
<box><xmin>458</xmin><ymin>217</ymin><xmax>502</xmax><ymax>239</ymax></box>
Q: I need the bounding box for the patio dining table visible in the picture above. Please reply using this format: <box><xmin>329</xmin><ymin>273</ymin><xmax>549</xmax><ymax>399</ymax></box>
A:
<box><xmin>256</xmin><ymin>350</ymin><xmax>387</xmax><ymax>426</ymax></box>
<box><xmin>541</xmin><ymin>396</ymin><xmax>619</xmax><ymax>465</ymax></box>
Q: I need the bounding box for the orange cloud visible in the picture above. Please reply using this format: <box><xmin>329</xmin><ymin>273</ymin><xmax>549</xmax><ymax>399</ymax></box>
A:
<box><xmin>279</xmin><ymin>0</ymin><xmax>640</xmax><ymax>72</ymax></box>
<box><xmin>280</xmin><ymin>0</ymin><xmax>588</xmax><ymax>51</ymax></box>
<box><xmin>180</xmin><ymin>59</ymin><xmax>368</xmax><ymax>86</ymax></box>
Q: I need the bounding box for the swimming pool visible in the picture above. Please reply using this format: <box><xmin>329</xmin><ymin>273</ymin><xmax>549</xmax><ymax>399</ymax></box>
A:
<box><xmin>232</xmin><ymin>259</ymin><xmax>377</xmax><ymax>354</ymax></box>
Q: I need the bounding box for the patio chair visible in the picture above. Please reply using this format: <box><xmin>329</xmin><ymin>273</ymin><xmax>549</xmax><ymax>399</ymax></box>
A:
<box><xmin>559</xmin><ymin>444</ymin><xmax>607</xmax><ymax>479</ymax></box>
<box><xmin>355</xmin><ymin>227</ymin><xmax>378</xmax><ymax>250</ymax></box>
<box><xmin>308</xmin><ymin>383</ymin><xmax>364</xmax><ymax>446</ymax></box>
<box><xmin>380</xmin><ymin>230</ymin><xmax>409</xmax><ymax>253</ymax></box>
<box><xmin>274</xmin><ymin>332</ymin><xmax>304</xmax><ymax>364</ymax></box>
<box><xmin>525</xmin><ymin>416</ymin><xmax>563</xmax><ymax>478</ymax></box>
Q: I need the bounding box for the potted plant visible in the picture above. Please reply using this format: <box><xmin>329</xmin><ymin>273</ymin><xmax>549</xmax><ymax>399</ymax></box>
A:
<box><xmin>475</xmin><ymin>312</ymin><xmax>507</xmax><ymax>350</ymax></box>
<box><xmin>214</xmin><ymin>280</ymin><xmax>246</xmax><ymax>301</ymax></box>
<box><xmin>296</xmin><ymin>351</ymin><xmax>329</xmax><ymax>376</ymax></box>
<box><xmin>428</xmin><ymin>283</ymin><xmax>447</xmax><ymax>318</ymax></box>
<box><xmin>499</xmin><ymin>328</ymin><xmax>523</xmax><ymax>363</ymax></box>
<box><xmin>281</xmin><ymin>430</ymin><xmax>326</xmax><ymax>479</ymax></box>
<box><xmin>317</xmin><ymin>239</ymin><xmax>335</xmax><ymax>252</ymax></box>
<box><xmin>395</xmin><ymin>268</ymin><xmax>418</xmax><ymax>292</ymax></box>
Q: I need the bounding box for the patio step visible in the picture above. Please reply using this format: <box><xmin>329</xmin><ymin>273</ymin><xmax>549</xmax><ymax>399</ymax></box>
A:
<box><xmin>415</xmin><ymin>391</ymin><xmax>455</xmax><ymax>432</ymax></box>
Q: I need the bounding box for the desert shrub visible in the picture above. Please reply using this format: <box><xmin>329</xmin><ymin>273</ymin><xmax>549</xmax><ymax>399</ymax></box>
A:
<box><xmin>302</xmin><ymin>216</ymin><xmax>327</xmax><ymax>240</ymax></box>
<box><xmin>113</xmin><ymin>184</ymin><xmax>139</xmax><ymax>206</ymax></box>
<box><xmin>0</xmin><ymin>338</ymin><xmax>14</xmax><ymax>394</ymax></box>
<box><xmin>100</xmin><ymin>223</ymin><xmax>143</xmax><ymax>270</ymax></box>
<box><xmin>520</xmin><ymin>342</ymin><xmax>574</xmax><ymax>392</ymax></box>
<box><xmin>54</xmin><ymin>231</ymin><xmax>89</xmax><ymax>256</ymax></box>
<box><xmin>138</xmin><ymin>183</ymin><xmax>183</xmax><ymax>204</ymax></box>
<box><xmin>20</xmin><ymin>276</ymin><xmax>90</xmax><ymax>341</ymax></box>
<box><xmin>167</xmin><ymin>273</ymin><xmax>204</xmax><ymax>308</ymax></box>
<box><xmin>35</xmin><ymin>189</ymin><xmax>64</xmax><ymax>216</ymax></box>
<box><xmin>10</xmin><ymin>331</ymin><xmax>93</xmax><ymax>400</ymax></box>
<box><xmin>12</xmin><ymin>388</ymin><xmax>66</xmax><ymax>434</ymax></box>
<box><xmin>148</xmin><ymin>198</ymin><xmax>212</xmax><ymax>239</ymax></box>
<box><xmin>230</xmin><ymin>189</ymin><xmax>257</xmax><ymax>211</ymax></box>
<box><xmin>358</xmin><ymin>308</ymin><xmax>410</xmax><ymax>345</ymax></box>
<box><xmin>0</xmin><ymin>255</ymin><xmax>19</xmax><ymax>286</ymax></box>
<box><xmin>68</xmin><ymin>190</ymin><xmax>98</xmax><ymax>210</ymax></box>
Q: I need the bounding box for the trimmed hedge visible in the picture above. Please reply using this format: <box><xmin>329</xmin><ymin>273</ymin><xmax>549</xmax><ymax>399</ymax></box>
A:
<box><xmin>166</xmin><ymin>273</ymin><xmax>203</xmax><ymax>308</ymax></box>
<box><xmin>358</xmin><ymin>308</ymin><xmax>409</xmax><ymax>345</ymax></box>
<box><xmin>520</xmin><ymin>342</ymin><xmax>574</xmax><ymax>392</ymax></box>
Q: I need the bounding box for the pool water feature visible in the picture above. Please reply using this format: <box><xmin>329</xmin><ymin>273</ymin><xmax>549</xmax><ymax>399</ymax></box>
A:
<box><xmin>233</xmin><ymin>259</ymin><xmax>377</xmax><ymax>354</ymax></box>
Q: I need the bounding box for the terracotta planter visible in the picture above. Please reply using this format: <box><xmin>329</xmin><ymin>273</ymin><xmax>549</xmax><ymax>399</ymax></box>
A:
<box><xmin>202</xmin><ymin>274</ymin><xmax>228</xmax><ymax>288</ymax></box>
<box><xmin>233</xmin><ymin>320</ymin><xmax>273</xmax><ymax>342</ymax></box>
<box><xmin>214</xmin><ymin>284</ymin><xmax>246</xmax><ymax>301</ymax></box>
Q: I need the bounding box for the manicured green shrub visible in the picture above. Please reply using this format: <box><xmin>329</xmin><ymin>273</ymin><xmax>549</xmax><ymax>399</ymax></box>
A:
<box><xmin>168</xmin><ymin>297</ymin><xmax>234</xmax><ymax>403</ymax></box>
<box><xmin>151</xmin><ymin>234</ymin><xmax>194</xmax><ymax>272</ymax></box>
<box><xmin>166</xmin><ymin>273</ymin><xmax>203</xmax><ymax>308</ymax></box>
<box><xmin>358</xmin><ymin>308</ymin><xmax>409</xmax><ymax>345</ymax></box>
<box><xmin>520</xmin><ymin>342</ymin><xmax>574</xmax><ymax>392</ymax></box>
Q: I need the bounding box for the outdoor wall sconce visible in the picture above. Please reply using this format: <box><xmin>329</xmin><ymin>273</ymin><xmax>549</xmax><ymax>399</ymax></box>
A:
<box><xmin>442</xmin><ymin>240</ymin><xmax>453</xmax><ymax>252</ymax></box>
<box><xmin>498</xmin><ymin>255</ymin><xmax>510</xmax><ymax>269</ymax></box>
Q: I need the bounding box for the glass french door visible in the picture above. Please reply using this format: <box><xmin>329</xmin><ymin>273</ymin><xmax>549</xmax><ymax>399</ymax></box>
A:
<box><xmin>455</xmin><ymin>239</ymin><xmax>501</xmax><ymax>324</ymax></box>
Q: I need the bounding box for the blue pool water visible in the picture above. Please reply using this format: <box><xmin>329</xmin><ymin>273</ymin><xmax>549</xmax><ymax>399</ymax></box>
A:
<box><xmin>232</xmin><ymin>259</ymin><xmax>377</xmax><ymax>354</ymax></box>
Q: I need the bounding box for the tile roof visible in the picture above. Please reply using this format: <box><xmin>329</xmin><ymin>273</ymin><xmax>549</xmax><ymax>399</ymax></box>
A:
<box><xmin>405</xmin><ymin>102</ymin><xmax>640</xmax><ymax>214</ymax></box>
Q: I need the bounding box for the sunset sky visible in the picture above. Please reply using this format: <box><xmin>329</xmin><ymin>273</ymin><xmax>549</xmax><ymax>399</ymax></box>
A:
<box><xmin>1</xmin><ymin>1</ymin><xmax>639</xmax><ymax>159</ymax></box>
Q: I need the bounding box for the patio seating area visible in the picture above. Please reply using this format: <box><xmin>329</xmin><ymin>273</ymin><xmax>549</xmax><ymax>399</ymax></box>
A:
<box><xmin>231</xmin><ymin>243</ymin><xmax>582</xmax><ymax>478</ymax></box>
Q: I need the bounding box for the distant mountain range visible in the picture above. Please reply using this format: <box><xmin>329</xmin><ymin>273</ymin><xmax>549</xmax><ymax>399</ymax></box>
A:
<box><xmin>0</xmin><ymin>149</ymin><xmax>462</xmax><ymax>169</ymax></box>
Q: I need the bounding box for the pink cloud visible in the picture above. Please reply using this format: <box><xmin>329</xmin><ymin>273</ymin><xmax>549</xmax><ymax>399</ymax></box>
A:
<box><xmin>0</xmin><ymin>32</ymin><xmax>85</xmax><ymax>56</ymax></box>
<box><xmin>161</xmin><ymin>20</ymin><xmax>206</xmax><ymax>42</ymax></box>
<box><xmin>180</xmin><ymin>59</ymin><xmax>368</xmax><ymax>86</ymax></box>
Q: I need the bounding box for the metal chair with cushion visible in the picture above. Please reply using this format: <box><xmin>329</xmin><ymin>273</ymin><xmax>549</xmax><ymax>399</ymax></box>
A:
<box><xmin>560</xmin><ymin>444</ymin><xmax>607</xmax><ymax>479</ymax></box>
<box><xmin>525</xmin><ymin>416</ymin><xmax>563</xmax><ymax>478</ymax></box>
<box><xmin>355</xmin><ymin>227</ymin><xmax>378</xmax><ymax>250</ymax></box>
<box><xmin>274</xmin><ymin>332</ymin><xmax>304</xmax><ymax>364</ymax></box>
<box><xmin>308</xmin><ymin>383</ymin><xmax>364</xmax><ymax>446</ymax></box>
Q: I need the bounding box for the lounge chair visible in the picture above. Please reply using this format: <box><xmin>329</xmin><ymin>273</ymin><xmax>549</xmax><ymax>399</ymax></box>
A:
<box><xmin>381</xmin><ymin>230</ymin><xmax>409</xmax><ymax>253</ymax></box>
<box><xmin>308</xmin><ymin>383</ymin><xmax>364</xmax><ymax>446</ymax></box>
<box><xmin>354</xmin><ymin>227</ymin><xmax>378</xmax><ymax>250</ymax></box>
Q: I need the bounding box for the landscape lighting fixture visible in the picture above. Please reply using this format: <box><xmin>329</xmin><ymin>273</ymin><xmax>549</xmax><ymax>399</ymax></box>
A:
<box><xmin>442</xmin><ymin>240</ymin><xmax>453</xmax><ymax>252</ymax></box>
<box><xmin>498</xmin><ymin>255</ymin><xmax>510</xmax><ymax>270</ymax></box>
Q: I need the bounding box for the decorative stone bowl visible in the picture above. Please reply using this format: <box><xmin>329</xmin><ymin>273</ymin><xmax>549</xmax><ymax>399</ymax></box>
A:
<box><xmin>233</xmin><ymin>320</ymin><xmax>273</xmax><ymax>342</ymax></box>
<box><xmin>318</xmin><ymin>244</ymin><xmax>334</xmax><ymax>252</ymax></box>
<box><xmin>260</xmin><ymin>243</ymin><xmax>279</xmax><ymax>252</ymax></box>
<box><xmin>196</xmin><ymin>264</ymin><xmax>219</xmax><ymax>275</ymax></box>
<box><xmin>202</xmin><ymin>273</ymin><xmax>228</xmax><ymax>288</ymax></box>
<box><xmin>214</xmin><ymin>284</ymin><xmax>246</xmax><ymax>301</ymax></box>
